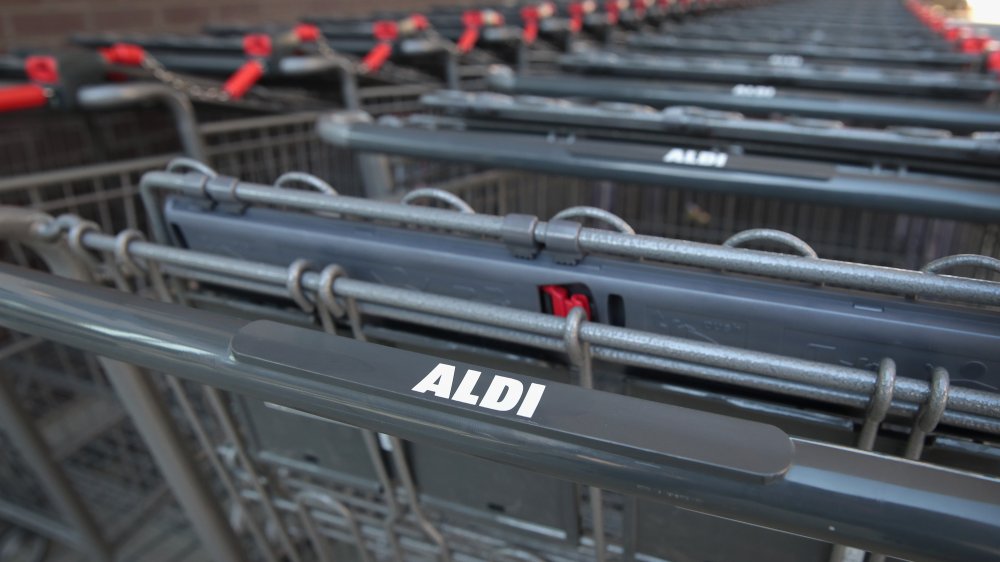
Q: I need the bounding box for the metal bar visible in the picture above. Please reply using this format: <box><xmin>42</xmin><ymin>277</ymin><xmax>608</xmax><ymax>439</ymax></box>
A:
<box><xmin>0</xmin><ymin>209</ymin><xmax>246</xmax><ymax>562</ymax></box>
<box><xmin>0</xmin><ymin>499</ymin><xmax>79</xmax><ymax>547</ymax></box>
<box><xmin>485</xmin><ymin>70</ymin><xmax>1000</xmax><ymax>134</ymax></box>
<box><xmin>0</xmin><ymin>264</ymin><xmax>997</xmax><ymax>561</ymax></box>
<box><xmin>0</xmin><ymin>374</ymin><xmax>111</xmax><ymax>561</ymax></box>
<box><xmin>39</xmin><ymin>221</ymin><xmax>1000</xmax><ymax>433</ymax></box>
<box><xmin>76</xmin><ymin>83</ymin><xmax>207</xmax><ymax>162</ymax></box>
<box><xmin>137</xmin><ymin>172</ymin><xmax>1000</xmax><ymax>306</ymax></box>
<box><xmin>315</xmin><ymin>115</ymin><xmax>1000</xmax><ymax>222</ymax></box>
<box><xmin>100</xmin><ymin>361</ymin><xmax>246</xmax><ymax>562</ymax></box>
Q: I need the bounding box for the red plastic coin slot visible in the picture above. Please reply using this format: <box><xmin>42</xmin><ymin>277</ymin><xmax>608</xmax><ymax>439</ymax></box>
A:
<box><xmin>372</xmin><ymin>20</ymin><xmax>399</xmax><ymax>41</ymax></box>
<box><xmin>541</xmin><ymin>285</ymin><xmax>592</xmax><ymax>319</ymax></box>
<box><xmin>294</xmin><ymin>24</ymin><xmax>321</xmax><ymax>43</ymax></box>
<box><xmin>243</xmin><ymin>34</ymin><xmax>273</xmax><ymax>57</ymax></box>
<box><xmin>100</xmin><ymin>43</ymin><xmax>146</xmax><ymax>66</ymax></box>
<box><xmin>521</xmin><ymin>6</ymin><xmax>540</xmax><ymax>44</ymax></box>
<box><xmin>569</xmin><ymin>2</ymin><xmax>586</xmax><ymax>33</ymax></box>
<box><xmin>25</xmin><ymin>56</ymin><xmax>59</xmax><ymax>85</ymax></box>
<box><xmin>409</xmin><ymin>14</ymin><xmax>429</xmax><ymax>31</ymax></box>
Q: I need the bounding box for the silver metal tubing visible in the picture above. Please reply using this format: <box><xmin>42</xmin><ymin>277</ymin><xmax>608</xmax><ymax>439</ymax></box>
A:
<box><xmin>0</xmin><ymin>264</ymin><xmax>997</xmax><ymax>562</ymax></box>
<box><xmin>76</xmin><ymin>84</ymin><xmax>207</xmax><ymax>162</ymax></box>
<box><xmin>137</xmin><ymin>171</ymin><xmax>1000</xmax><ymax>306</ymax></box>
<box><xmin>42</xmin><ymin>226</ymin><xmax>1000</xmax><ymax>434</ymax></box>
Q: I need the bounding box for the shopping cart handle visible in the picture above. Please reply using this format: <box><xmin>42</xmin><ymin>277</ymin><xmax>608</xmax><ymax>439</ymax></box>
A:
<box><xmin>0</xmin><ymin>261</ymin><xmax>997</xmax><ymax>561</ymax></box>
<box><xmin>0</xmin><ymin>84</ymin><xmax>49</xmax><ymax>112</ymax></box>
<box><xmin>231</xmin><ymin>319</ymin><xmax>794</xmax><ymax>483</ymax></box>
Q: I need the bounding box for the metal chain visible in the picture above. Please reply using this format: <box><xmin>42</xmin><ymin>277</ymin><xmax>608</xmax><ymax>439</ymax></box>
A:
<box><xmin>141</xmin><ymin>54</ymin><xmax>231</xmax><ymax>103</ymax></box>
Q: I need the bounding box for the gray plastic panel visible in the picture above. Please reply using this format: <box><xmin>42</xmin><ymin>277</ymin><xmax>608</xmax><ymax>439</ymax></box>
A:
<box><xmin>239</xmin><ymin>398</ymin><xmax>381</xmax><ymax>490</ymax></box>
<box><xmin>166</xmin><ymin>198</ymin><xmax>1000</xmax><ymax>394</ymax></box>
<box><xmin>230</xmin><ymin>320</ymin><xmax>795</xmax><ymax>483</ymax></box>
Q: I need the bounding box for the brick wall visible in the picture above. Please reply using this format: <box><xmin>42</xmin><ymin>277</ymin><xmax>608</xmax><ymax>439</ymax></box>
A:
<box><xmin>1</xmin><ymin>0</ymin><xmax>476</xmax><ymax>53</ymax></box>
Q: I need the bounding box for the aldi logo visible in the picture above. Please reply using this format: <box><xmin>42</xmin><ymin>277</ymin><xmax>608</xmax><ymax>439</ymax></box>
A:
<box><xmin>412</xmin><ymin>363</ymin><xmax>546</xmax><ymax>418</ymax></box>
<box><xmin>663</xmin><ymin>148</ymin><xmax>729</xmax><ymax>168</ymax></box>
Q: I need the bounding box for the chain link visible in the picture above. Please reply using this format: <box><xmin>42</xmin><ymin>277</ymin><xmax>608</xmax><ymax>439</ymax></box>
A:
<box><xmin>141</xmin><ymin>54</ymin><xmax>232</xmax><ymax>103</ymax></box>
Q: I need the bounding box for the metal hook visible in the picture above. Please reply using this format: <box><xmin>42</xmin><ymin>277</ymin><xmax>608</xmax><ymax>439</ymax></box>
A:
<box><xmin>921</xmin><ymin>254</ymin><xmax>1000</xmax><ymax>277</ymax></box>
<box><xmin>317</xmin><ymin>265</ymin><xmax>348</xmax><ymax>321</ymax></box>
<box><xmin>114</xmin><ymin>230</ymin><xmax>147</xmax><ymax>278</ymax></box>
<box><xmin>552</xmin><ymin>206</ymin><xmax>636</xmax><ymax>235</ymax></box>
<box><xmin>166</xmin><ymin>157</ymin><xmax>218</xmax><ymax>178</ymax></box>
<box><xmin>66</xmin><ymin>220</ymin><xmax>104</xmax><ymax>273</ymax></box>
<box><xmin>274</xmin><ymin>172</ymin><xmax>339</xmax><ymax>196</ymax></box>
<box><xmin>722</xmin><ymin>229</ymin><xmax>819</xmax><ymax>259</ymax></box>
<box><xmin>401</xmin><ymin>188</ymin><xmax>476</xmax><ymax>213</ymax></box>
<box><xmin>857</xmin><ymin>358</ymin><xmax>896</xmax><ymax>451</ymax></box>
<box><xmin>285</xmin><ymin>259</ymin><xmax>316</xmax><ymax>314</ymax></box>
<box><xmin>563</xmin><ymin>307</ymin><xmax>590</xmax><ymax>378</ymax></box>
<box><xmin>30</xmin><ymin>213</ymin><xmax>78</xmax><ymax>242</ymax></box>
<box><xmin>905</xmin><ymin>367</ymin><xmax>950</xmax><ymax>460</ymax></box>
<box><xmin>562</xmin><ymin>307</ymin><xmax>606</xmax><ymax>562</ymax></box>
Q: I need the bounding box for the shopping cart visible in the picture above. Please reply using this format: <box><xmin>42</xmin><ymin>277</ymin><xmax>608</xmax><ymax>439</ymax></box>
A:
<box><xmin>0</xmin><ymin>91</ymin><xmax>361</xmax><ymax>562</ymax></box>
<box><xmin>316</xmin><ymin>110</ymin><xmax>1000</xmax><ymax>273</ymax></box>
<box><xmin>0</xmin><ymin>166</ymin><xmax>998</xmax><ymax>562</ymax></box>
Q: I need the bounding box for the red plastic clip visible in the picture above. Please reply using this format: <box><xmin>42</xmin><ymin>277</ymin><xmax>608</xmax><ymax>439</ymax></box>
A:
<box><xmin>372</xmin><ymin>20</ymin><xmax>399</xmax><ymax>41</ymax></box>
<box><xmin>223</xmin><ymin>60</ymin><xmax>264</xmax><ymax>99</ymax></box>
<box><xmin>99</xmin><ymin>43</ymin><xmax>147</xmax><ymax>66</ymax></box>
<box><xmin>243</xmin><ymin>34</ymin><xmax>273</xmax><ymax>57</ymax></box>
<box><xmin>569</xmin><ymin>2</ymin><xmax>586</xmax><ymax>33</ymax></box>
<box><xmin>408</xmin><ymin>14</ymin><xmax>429</xmax><ymax>31</ymax></box>
<box><xmin>633</xmin><ymin>0</ymin><xmax>648</xmax><ymax>18</ymax></box>
<box><xmin>521</xmin><ymin>6</ymin><xmax>540</xmax><ymax>44</ymax></box>
<box><xmin>294</xmin><ymin>24</ymin><xmax>321</xmax><ymax>43</ymax></box>
<box><xmin>988</xmin><ymin>50</ymin><xmax>1000</xmax><ymax>74</ymax></box>
<box><xmin>541</xmin><ymin>285</ymin><xmax>592</xmax><ymax>319</ymax></box>
<box><xmin>605</xmin><ymin>0</ymin><xmax>621</xmax><ymax>25</ymax></box>
<box><xmin>458</xmin><ymin>11</ymin><xmax>483</xmax><ymax>53</ymax></box>
<box><xmin>25</xmin><ymin>56</ymin><xmax>59</xmax><ymax>85</ymax></box>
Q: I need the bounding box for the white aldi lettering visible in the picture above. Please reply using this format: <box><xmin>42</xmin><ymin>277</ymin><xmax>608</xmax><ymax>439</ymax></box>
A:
<box><xmin>663</xmin><ymin>148</ymin><xmax>729</xmax><ymax>168</ymax></box>
<box><xmin>412</xmin><ymin>363</ymin><xmax>546</xmax><ymax>418</ymax></box>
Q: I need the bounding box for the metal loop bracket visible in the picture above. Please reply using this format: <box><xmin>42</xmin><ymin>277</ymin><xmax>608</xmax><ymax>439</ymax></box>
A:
<box><xmin>922</xmin><ymin>254</ymin><xmax>1000</xmax><ymax>277</ymax></box>
<box><xmin>166</xmin><ymin>157</ymin><xmax>218</xmax><ymax>178</ymax></box>
<box><xmin>552</xmin><ymin>206</ymin><xmax>636</xmax><ymax>235</ymax></box>
<box><xmin>401</xmin><ymin>188</ymin><xmax>475</xmax><ymax>214</ymax></box>
<box><xmin>274</xmin><ymin>172</ymin><xmax>339</xmax><ymax>196</ymax></box>
<box><xmin>285</xmin><ymin>259</ymin><xmax>316</xmax><ymax>314</ymax></box>
<box><xmin>723</xmin><ymin>229</ymin><xmax>819</xmax><ymax>259</ymax></box>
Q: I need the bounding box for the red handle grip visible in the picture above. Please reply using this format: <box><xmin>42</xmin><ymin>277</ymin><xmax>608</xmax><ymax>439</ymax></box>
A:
<box><xmin>361</xmin><ymin>42</ymin><xmax>393</xmax><ymax>73</ymax></box>
<box><xmin>223</xmin><ymin>60</ymin><xmax>264</xmax><ymax>99</ymax></box>
<box><xmin>0</xmin><ymin>84</ymin><xmax>49</xmax><ymax>112</ymax></box>
<box><xmin>457</xmin><ymin>27</ymin><xmax>480</xmax><ymax>53</ymax></box>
